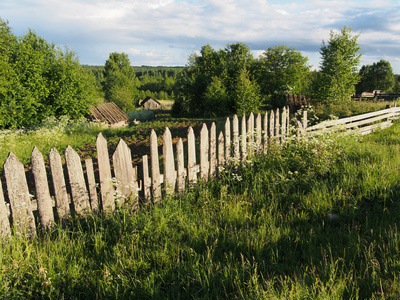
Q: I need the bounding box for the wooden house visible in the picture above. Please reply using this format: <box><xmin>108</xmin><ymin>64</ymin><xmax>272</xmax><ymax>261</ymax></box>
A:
<box><xmin>141</xmin><ymin>97</ymin><xmax>161</xmax><ymax>110</ymax></box>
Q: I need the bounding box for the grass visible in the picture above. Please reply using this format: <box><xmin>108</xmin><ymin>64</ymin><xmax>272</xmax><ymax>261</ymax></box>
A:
<box><xmin>2</xmin><ymin>118</ymin><xmax>400</xmax><ymax>298</ymax></box>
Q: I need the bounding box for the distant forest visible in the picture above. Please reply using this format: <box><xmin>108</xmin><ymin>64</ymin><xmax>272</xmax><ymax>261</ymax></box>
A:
<box><xmin>82</xmin><ymin>65</ymin><xmax>184</xmax><ymax>101</ymax></box>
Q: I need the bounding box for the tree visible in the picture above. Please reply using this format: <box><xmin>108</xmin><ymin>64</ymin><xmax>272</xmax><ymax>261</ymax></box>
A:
<box><xmin>173</xmin><ymin>43</ymin><xmax>261</xmax><ymax>117</ymax></box>
<box><xmin>317</xmin><ymin>26</ymin><xmax>362</xmax><ymax>104</ymax></box>
<box><xmin>256</xmin><ymin>45</ymin><xmax>310</xmax><ymax>108</ymax></box>
<box><xmin>104</xmin><ymin>52</ymin><xmax>139</xmax><ymax>111</ymax></box>
<box><xmin>234</xmin><ymin>67</ymin><xmax>262</xmax><ymax>115</ymax></box>
<box><xmin>0</xmin><ymin>19</ymin><xmax>99</xmax><ymax>128</ymax></box>
<box><xmin>356</xmin><ymin>60</ymin><xmax>395</xmax><ymax>93</ymax></box>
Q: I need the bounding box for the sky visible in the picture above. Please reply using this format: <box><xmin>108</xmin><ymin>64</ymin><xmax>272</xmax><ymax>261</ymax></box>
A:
<box><xmin>1</xmin><ymin>0</ymin><xmax>400</xmax><ymax>73</ymax></box>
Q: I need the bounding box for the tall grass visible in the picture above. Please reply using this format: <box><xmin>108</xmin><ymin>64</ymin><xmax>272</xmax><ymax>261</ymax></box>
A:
<box><xmin>2</xmin><ymin>120</ymin><xmax>400</xmax><ymax>299</ymax></box>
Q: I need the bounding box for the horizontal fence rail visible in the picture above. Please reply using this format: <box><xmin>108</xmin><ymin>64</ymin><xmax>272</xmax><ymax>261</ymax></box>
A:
<box><xmin>304</xmin><ymin>106</ymin><xmax>400</xmax><ymax>136</ymax></box>
<box><xmin>0</xmin><ymin>108</ymin><xmax>291</xmax><ymax>236</ymax></box>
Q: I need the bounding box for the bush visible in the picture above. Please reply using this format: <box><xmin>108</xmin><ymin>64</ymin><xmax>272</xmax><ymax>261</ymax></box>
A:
<box><xmin>126</xmin><ymin>110</ymin><xmax>155</xmax><ymax>123</ymax></box>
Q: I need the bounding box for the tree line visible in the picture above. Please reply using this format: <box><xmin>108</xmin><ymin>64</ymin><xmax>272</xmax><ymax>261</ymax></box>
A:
<box><xmin>1</xmin><ymin>18</ymin><xmax>399</xmax><ymax>129</ymax></box>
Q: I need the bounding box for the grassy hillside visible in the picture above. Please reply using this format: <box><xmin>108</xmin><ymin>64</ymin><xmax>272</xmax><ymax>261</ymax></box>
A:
<box><xmin>1</xmin><ymin>119</ymin><xmax>400</xmax><ymax>298</ymax></box>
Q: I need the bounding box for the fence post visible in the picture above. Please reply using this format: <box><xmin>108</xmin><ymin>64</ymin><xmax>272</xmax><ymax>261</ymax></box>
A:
<box><xmin>232</xmin><ymin>115</ymin><xmax>240</xmax><ymax>164</ymax></box>
<box><xmin>0</xmin><ymin>178</ymin><xmax>11</xmax><ymax>237</ymax></box>
<box><xmin>96</xmin><ymin>133</ymin><xmax>115</xmax><ymax>212</ymax></box>
<box><xmin>163</xmin><ymin>127</ymin><xmax>176</xmax><ymax>195</ymax></box>
<box><xmin>113</xmin><ymin>139</ymin><xmax>136</xmax><ymax>207</ymax></box>
<box><xmin>49</xmin><ymin>147</ymin><xmax>70</xmax><ymax>220</ymax></box>
<box><xmin>4</xmin><ymin>152</ymin><xmax>36</xmax><ymax>236</ymax></box>
<box><xmin>200</xmin><ymin>123</ymin><xmax>209</xmax><ymax>181</ymax></box>
<box><xmin>142</xmin><ymin>155</ymin><xmax>151</xmax><ymax>202</ymax></box>
<box><xmin>218</xmin><ymin>131</ymin><xmax>225</xmax><ymax>167</ymax></box>
<box><xmin>209</xmin><ymin>122</ymin><xmax>217</xmax><ymax>178</ymax></box>
<box><xmin>241</xmin><ymin>113</ymin><xmax>247</xmax><ymax>162</ymax></box>
<box><xmin>150</xmin><ymin>129</ymin><xmax>162</xmax><ymax>201</ymax></box>
<box><xmin>247</xmin><ymin>112</ymin><xmax>255</xmax><ymax>156</ymax></box>
<box><xmin>65</xmin><ymin>146</ymin><xmax>91</xmax><ymax>214</ymax></box>
<box><xmin>176</xmin><ymin>138</ymin><xmax>186</xmax><ymax>193</ymax></box>
<box><xmin>85</xmin><ymin>158</ymin><xmax>99</xmax><ymax>212</ymax></box>
<box><xmin>269</xmin><ymin>110</ymin><xmax>275</xmax><ymax>142</ymax></box>
<box><xmin>275</xmin><ymin>108</ymin><xmax>280</xmax><ymax>139</ymax></box>
<box><xmin>256</xmin><ymin>113</ymin><xmax>262</xmax><ymax>152</ymax></box>
<box><xmin>31</xmin><ymin>147</ymin><xmax>54</xmax><ymax>231</ymax></box>
<box><xmin>187</xmin><ymin>127</ymin><xmax>197</xmax><ymax>188</ymax></box>
<box><xmin>263</xmin><ymin>112</ymin><xmax>269</xmax><ymax>153</ymax></box>
<box><xmin>225</xmin><ymin>117</ymin><xmax>231</xmax><ymax>162</ymax></box>
<box><xmin>281</xmin><ymin>107</ymin><xmax>287</xmax><ymax>143</ymax></box>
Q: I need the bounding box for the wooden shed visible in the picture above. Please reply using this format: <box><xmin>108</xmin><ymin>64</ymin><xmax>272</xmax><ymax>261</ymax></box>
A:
<box><xmin>141</xmin><ymin>97</ymin><xmax>161</xmax><ymax>110</ymax></box>
<box><xmin>89</xmin><ymin>102</ymin><xmax>129</xmax><ymax>128</ymax></box>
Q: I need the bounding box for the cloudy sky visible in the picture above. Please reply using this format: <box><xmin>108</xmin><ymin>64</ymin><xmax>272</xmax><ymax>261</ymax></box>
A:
<box><xmin>1</xmin><ymin>0</ymin><xmax>400</xmax><ymax>73</ymax></box>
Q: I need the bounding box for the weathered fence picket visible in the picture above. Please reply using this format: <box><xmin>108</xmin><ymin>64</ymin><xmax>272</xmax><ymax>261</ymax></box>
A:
<box><xmin>31</xmin><ymin>147</ymin><xmax>54</xmax><ymax>230</ymax></box>
<box><xmin>163</xmin><ymin>128</ymin><xmax>176</xmax><ymax>195</ymax></box>
<box><xmin>150</xmin><ymin>129</ymin><xmax>162</xmax><ymax>201</ymax></box>
<box><xmin>85</xmin><ymin>158</ymin><xmax>99</xmax><ymax>212</ymax></box>
<box><xmin>97</xmin><ymin>133</ymin><xmax>115</xmax><ymax>211</ymax></box>
<box><xmin>4</xmin><ymin>152</ymin><xmax>36</xmax><ymax>236</ymax></box>
<box><xmin>49</xmin><ymin>147</ymin><xmax>70</xmax><ymax>219</ymax></box>
<box><xmin>65</xmin><ymin>145</ymin><xmax>91</xmax><ymax>214</ymax></box>
<box><xmin>0</xmin><ymin>178</ymin><xmax>11</xmax><ymax>236</ymax></box>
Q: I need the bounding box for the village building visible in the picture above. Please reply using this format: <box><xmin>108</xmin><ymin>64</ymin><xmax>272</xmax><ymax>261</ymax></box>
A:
<box><xmin>89</xmin><ymin>102</ymin><xmax>129</xmax><ymax>128</ymax></box>
<box><xmin>140</xmin><ymin>97</ymin><xmax>161</xmax><ymax>110</ymax></box>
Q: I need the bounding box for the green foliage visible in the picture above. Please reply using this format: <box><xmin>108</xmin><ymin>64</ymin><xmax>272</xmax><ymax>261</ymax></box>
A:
<box><xmin>173</xmin><ymin>43</ymin><xmax>262</xmax><ymax>117</ymax></box>
<box><xmin>256</xmin><ymin>45</ymin><xmax>311</xmax><ymax>105</ymax></box>
<box><xmin>234</xmin><ymin>67</ymin><xmax>262</xmax><ymax>115</ymax></box>
<box><xmin>316</xmin><ymin>26</ymin><xmax>362</xmax><ymax>104</ymax></box>
<box><xmin>104</xmin><ymin>52</ymin><xmax>139</xmax><ymax>111</ymax></box>
<box><xmin>126</xmin><ymin>109</ymin><xmax>155</xmax><ymax>122</ymax></box>
<box><xmin>356</xmin><ymin>59</ymin><xmax>395</xmax><ymax>93</ymax></box>
<box><xmin>0</xmin><ymin>19</ymin><xmax>100</xmax><ymax>129</ymax></box>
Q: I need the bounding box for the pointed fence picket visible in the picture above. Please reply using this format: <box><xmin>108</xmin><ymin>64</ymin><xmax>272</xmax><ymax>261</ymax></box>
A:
<box><xmin>0</xmin><ymin>107</ymin><xmax>295</xmax><ymax>236</ymax></box>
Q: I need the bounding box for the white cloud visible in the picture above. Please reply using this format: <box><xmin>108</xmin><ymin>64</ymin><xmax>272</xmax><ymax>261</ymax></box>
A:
<box><xmin>1</xmin><ymin>0</ymin><xmax>400</xmax><ymax>72</ymax></box>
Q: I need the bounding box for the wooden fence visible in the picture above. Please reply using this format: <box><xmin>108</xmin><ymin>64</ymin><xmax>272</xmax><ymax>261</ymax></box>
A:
<box><xmin>303</xmin><ymin>106</ymin><xmax>400</xmax><ymax>136</ymax></box>
<box><xmin>2</xmin><ymin>105</ymin><xmax>398</xmax><ymax>237</ymax></box>
<box><xmin>0</xmin><ymin>108</ymin><xmax>291</xmax><ymax>237</ymax></box>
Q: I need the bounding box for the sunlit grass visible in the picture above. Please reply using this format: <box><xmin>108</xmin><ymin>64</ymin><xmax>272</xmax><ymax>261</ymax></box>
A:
<box><xmin>2</xmin><ymin>120</ymin><xmax>400</xmax><ymax>298</ymax></box>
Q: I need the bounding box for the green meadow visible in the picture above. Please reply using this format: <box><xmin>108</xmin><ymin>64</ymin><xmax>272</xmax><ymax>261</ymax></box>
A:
<box><xmin>2</xmin><ymin>116</ymin><xmax>400</xmax><ymax>299</ymax></box>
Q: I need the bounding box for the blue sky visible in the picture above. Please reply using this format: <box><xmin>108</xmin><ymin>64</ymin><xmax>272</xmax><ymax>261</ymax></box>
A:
<box><xmin>1</xmin><ymin>0</ymin><xmax>400</xmax><ymax>73</ymax></box>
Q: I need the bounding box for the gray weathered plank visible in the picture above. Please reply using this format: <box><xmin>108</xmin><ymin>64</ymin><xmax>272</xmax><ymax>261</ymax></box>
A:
<box><xmin>0</xmin><ymin>178</ymin><xmax>11</xmax><ymax>237</ymax></box>
<box><xmin>31</xmin><ymin>147</ymin><xmax>54</xmax><ymax>230</ymax></box>
<box><xmin>96</xmin><ymin>133</ymin><xmax>115</xmax><ymax>212</ymax></box>
<box><xmin>187</xmin><ymin>127</ymin><xmax>197</xmax><ymax>188</ymax></box>
<box><xmin>209</xmin><ymin>122</ymin><xmax>217</xmax><ymax>178</ymax></box>
<box><xmin>263</xmin><ymin>112</ymin><xmax>269</xmax><ymax>153</ymax></box>
<box><xmin>232</xmin><ymin>115</ymin><xmax>240</xmax><ymax>163</ymax></box>
<box><xmin>225</xmin><ymin>117</ymin><xmax>231</xmax><ymax>161</ymax></box>
<box><xmin>218</xmin><ymin>131</ymin><xmax>225</xmax><ymax>167</ymax></box>
<box><xmin>49</xmin><ymin>147</ymin><xmax>70</xmax><ymax>220</ymax></box>
<box><xmin>65</xmin><ymin>146</ymin><xmax>91</xmax><ymax>214</ymax></box>
<box><xmin>176</xmin><ymin>138</ymin><xmax>186</xmax><ymax>193</ymax></box>
<box><xmin>269</xmin><ymin>109</ymin><xmax>275</xmax><ymax>141</ymax></box>
<box><xmin>275</xmin><ymin>108</ymin><xmax>280</xmax><ymax>138</ymax></box>
<box><xmin>142</xmin><ymin>155</ymin><xmax>151</xmax><ymax>202</ymax></box>
<box><xmin>113</xmin><ymin>139</ymin><xmax>135</xmax><ymax>206</ymax></box>
<box><xmin>200</xmin><ymin>123</ymin><xmax>209</xmax><ymax>181</ymax></box>
<box><xmin>241</xmin><ymin>114</ymin><xmax>247</xmax><ymax>162</ymax></box>
<box><xmin>150</xmin><ymin>129</ymin><xmax>162</xmax><ymax>201</ymax></box>
<box><xmin>85</xmin><ymin>158</ymin><xmax>99</xmax><ymax>213</ymax></box>
<box><xmin>256</xmin><ymin>113</ymin><xmax>262</xmax><ymax>152</ymax></box>
<box><xmin>4</xmin><ymin>152</ymin><xmax>36</xmax><ymax>236</ymax></box>
<box><xmin>163</xmin><ymin>127</ymin><xmax>176</xmax><ymax>195</ymax></box>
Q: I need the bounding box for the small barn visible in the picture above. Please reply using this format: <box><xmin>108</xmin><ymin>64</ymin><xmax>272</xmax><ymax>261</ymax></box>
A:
<box><xmin>141</xmin><ymin>97</ymin><xmax>161</xmax><ymax>110</ymax></box>
<box><xmin>89</xmin><ymin>102</ymin><xmax>129</xmax><ymax>128</ymax></box>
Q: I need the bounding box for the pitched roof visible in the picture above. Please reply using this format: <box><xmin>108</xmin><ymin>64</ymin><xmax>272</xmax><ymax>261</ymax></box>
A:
<box><xmin>141</xmin><ymin>97</ymin><xmax>161</xmax><ymax>106</ymax></box>
<box><xmin>89</xmin><ymin>102</ymin><xmax>129</xmax><ymax>124</ymax></box>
